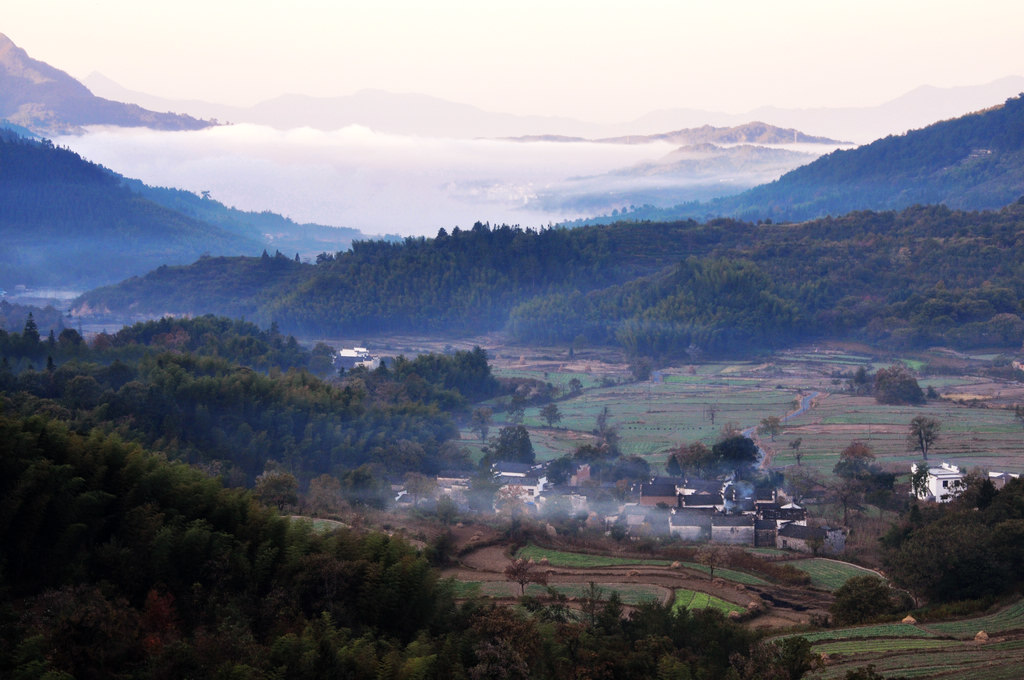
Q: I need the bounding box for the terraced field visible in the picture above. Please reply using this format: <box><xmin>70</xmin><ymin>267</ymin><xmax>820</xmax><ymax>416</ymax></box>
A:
<box><xmin>777</xmin><ymin>599</ymin><xmax>1024</xmax><ymax>679</ymax></box>
<box><xmin>451</xmin><ymin>580</ymin><xmax>665</xmax><ymax>604</ymax></box>
<box><xmin>514</xmin><ymin>545</ymin><xmax>768</xmax><ymax>585</ymax></box>
<box><xmin>672</xmin><ymin>588</ymin><xmax>745</xmax><ymax>615</ymax></box>
<box><xmin>787</xmin><ymin>558</ymin><xmax>880</xmax><ymax>591</ymax></box>
<box><xmin>926</xmin><ymin>600</ymin><xmax>1024</xmax><ymax>638</ymax></box>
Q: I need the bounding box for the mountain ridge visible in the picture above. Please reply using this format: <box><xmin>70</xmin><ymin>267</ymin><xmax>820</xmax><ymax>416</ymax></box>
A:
<box><xmin>0</xmin><ymin>33</ymin><xmax>212</xmax><ymax>135</ymax></box>
<box><xmin>84</xmin><ymin>69</ymin><xmax>1024</xmax><ymax>143</ymax></box>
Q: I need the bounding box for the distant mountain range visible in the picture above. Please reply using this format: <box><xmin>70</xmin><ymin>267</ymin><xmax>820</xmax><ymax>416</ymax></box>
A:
<box><xmin>0</xmin><ymin>33</ymin><xmax>211</xmax><ymax>136</ymax></box>
<box><xmin>84</xmin><ymin>69</ymin><xmax>1024</xmax><ymax>144</ymax></box>
<box><xmin>503</xmin><ymin>121</ymin><xmax>844</xmax><ymax>145</ymax></box>
<box><xmin>573</xmin><ymin>95</ymin><xmax>1024</xmax><ymax>225</ymax></box>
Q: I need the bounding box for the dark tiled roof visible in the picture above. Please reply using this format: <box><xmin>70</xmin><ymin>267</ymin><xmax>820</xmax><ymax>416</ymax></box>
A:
<box><xmin>778</xmin><ymin>524</ymin><xmax>827</xmax><ymax>540</ymax></box>
<box><xmin>669</xmin><ymin>509</ymin><xmax>713</xmax><ymax>527</ymax></box>
<box><xmin>712</xmin><ymin>514</ymin><xmax>754</xmax><ymax>527</ymax></box>
<box><xmin>684</xmin><ymin>493</ymin><xmax>723</xmax><ymax>506</ymax></box>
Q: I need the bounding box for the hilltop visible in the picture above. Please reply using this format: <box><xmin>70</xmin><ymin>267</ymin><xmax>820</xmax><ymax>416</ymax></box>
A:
<box><xmin>578</xmin><ymin>94</ymin><xmax>1024</xmax><ymax>225</ymax></box>
<box><xmin>0</xmin><ymin>33</ymin><xmax>211</xmax><ymax>135</ymax></box>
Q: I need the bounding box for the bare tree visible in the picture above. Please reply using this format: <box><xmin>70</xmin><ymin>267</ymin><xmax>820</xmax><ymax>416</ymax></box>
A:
<box><xmin>705</xmin><ymin>403</ymin><xmax>718</xmax><ymax>425</ymax></box>
<box><xmin>758</xmin><ymin>416</ymin><xmax>782</xmax><ymax>442</ymax></box>
<box><xmin>504</xmin><ymin>557</ymin><xmax>548</xmax><ymax>596</ymax></box>
<box><xmin>789</xmin><ymin>437</ymin><xmax>803</xmax><ymax>466</ymax></box>
<box><xmin>471</xmin><ymin>406</ymin><xmax>493</xmax><ymax>442</ymax></box>
<box><xmin>695</xmin><ymin>544</ymin><xmax>728</xmax><ymax>580</ymax></box>
<box><xmin>907</xmin><ymin>416</ymin><xmax>941</xmax><ymax>460</ymax></box>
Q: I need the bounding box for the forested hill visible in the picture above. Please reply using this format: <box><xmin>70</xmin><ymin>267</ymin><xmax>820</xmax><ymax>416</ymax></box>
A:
<box><xmin>0</xmin><ymin>131</ymin><xmax>263</xmax><ymax>288</ymax></box>
<box><xmin>76</xmin><ymin>204</ymin><xmax>1024</xmax><ymax>356</ymax></box>
<box><xmin>0</xmin><ymin>131</ymin><xmax>370</xmax><ymax>289</ymax></box>
<box><xmin>577</xmin><ymin>94</ymin><xmax>1024</xmax><ymax>225</ymax></box>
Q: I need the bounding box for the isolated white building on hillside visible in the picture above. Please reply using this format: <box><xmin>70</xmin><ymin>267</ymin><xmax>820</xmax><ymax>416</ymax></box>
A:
<box><xmin>911</xmin><ymin>462</ymin><xmax>964</xmax><ymax>503</ymax></box>
<box><xmin>335</xmin><ymin>347</ymin><xmax>380</xmax><ymax>370</ymax></box>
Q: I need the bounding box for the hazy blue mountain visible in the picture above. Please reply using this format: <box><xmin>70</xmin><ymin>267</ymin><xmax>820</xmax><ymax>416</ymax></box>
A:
<box><xmin>575</xmin><ymin>94</ymin><xmax>1024</xmax><ymax>225</ymax></box>
<box><xmin>0</xmin><ymin>130</ymin><xmax>262</xmax><ymax>289</ymax></box>
<box><xmin>0</xmin><ymin>125</ymin><xmax>372</xmax><ymax>290</ymax></box>
<box><xmin>0</xmin><ymin>33</ymin><xmax>211</xmax><ymax>136</ymax></box>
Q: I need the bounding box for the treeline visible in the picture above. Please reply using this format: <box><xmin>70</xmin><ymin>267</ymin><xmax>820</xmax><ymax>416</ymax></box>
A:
<box><xmin>76</xmin><ymin>203</ymin><xmax>1024</xmax><ymax>358</ymax></box>
<box><xmin>883</xmin><ymin>477</ymin><xmax>1024</xmax><ymax>605</ymax></box>
<box><xmin>1</xmin><ymin>411</ymin><xmax>820</xmax><ymax>679</ymax></box>
<box><xmin>0</xmin><ymin>316</ymin><xmax>504</xmax><ymax>485</ymax></box>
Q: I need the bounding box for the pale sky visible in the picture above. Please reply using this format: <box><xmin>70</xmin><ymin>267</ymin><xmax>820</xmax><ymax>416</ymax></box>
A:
<box><xmin>7</xmin><ymin>0</ymin><xmax>1024</xmax><ymax>121</ymax></box>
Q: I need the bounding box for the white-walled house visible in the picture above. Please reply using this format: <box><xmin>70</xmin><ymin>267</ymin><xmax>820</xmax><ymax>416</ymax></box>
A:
<box><xmin>911</xmin><ymin>462</ymin><xmax>965</xmax><ymax>502</ymax></box>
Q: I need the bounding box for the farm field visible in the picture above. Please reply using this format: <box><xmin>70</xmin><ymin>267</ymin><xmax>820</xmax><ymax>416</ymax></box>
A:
<box><xmin>515</xmin><ymin>544</ymin><xmax>671</xmax><ymax>568</ymax></box>
<box><xmin>450</xmin><ymin>579</ymin><xmax>665</xmax><ymax>605</ymax></box>
<box><xmin>483</xmin><ymin>345</ymin><xmax>1024</xmax><ymax>477</ymax></box>
<box><xmin>777</xmin><ymin>598</ymin><xmax>1024</xmax><ymax>679</ymax></box>
<box><xmin>926</xmin><ymin>600</ymin><xmax>1024</xmax><ymax>638</ymax></box>
<box><xmin>514</xmin><ymin>545</ymin><xmax>768</xmax><ymax>585</ymax></box>
<box><xmin>672</xmin><ymin>588</ymin><xmax>745</xmax><ymax>615</ymax></box>
<box><xmin>787</xmin><ymin>558</ymin><xmax>880</xmax><ymax>591</ymax></box>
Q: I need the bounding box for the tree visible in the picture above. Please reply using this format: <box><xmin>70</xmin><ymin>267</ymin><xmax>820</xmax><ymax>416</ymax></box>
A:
<box><xmin>404</xmin><ymin>471</ymin><xmax>436</xmax><ymax>507</ymax></box>
<box><xmin>253</xmin><ymin>468</ymin><xmax>298</xmax><ymax>511</ymax></box>
<box><xmin>504</xmin><ymin>558</ymin><xmax>548</xmax><ymax>596</ymax></box>
<box><xmin>471</xmin><ymin>406</ymin><xmax>493</xmax><ymax>442</ymax></box>
<box><xmin>833</xmin><ymin>441</ymin><xmax>875</xmax><ymax>479</ymax></box>
<box><xmin>907</xmin><ymin>416</ymin><xmax>940</xmax><ymax>459</ymax></box>
<box><xmin>830</xmin><ymin>575</ymin><xmax>907</xmax><ymax>625</ymax></box>
<box><xmin>306</xmin><ymin>474</ymin><xmax>345</xmax><ymax>516</ymax></box>
<box><xmin>705</xmin><ymin>403</ymin><xmax>718</xmax><ymax>425</ymax></box>
<box><xmin>712</xmin><ymin>435</ymin><xmax>760</xmax><ymax>474</ymax></box>
<box><xmin>910</xmin><ymin>464</ymin><xmax>930</xmax><ymax>499</ymax></box>
<box><xmin>669</xmin><ymin>441</ymin><xmax>716</xmax><ymax>477</ymax></box>
<box><xmin>758</xmin><ymin>416</ymin><xmax>782</xmax><ymax>442</ymax></box>
<box><xmin>567</xmin><ymin>377</ymin><xmax>583</xmax><ymax>396</ymax></box>
<box><xmin>789</xmin><ymin>437</ymin><xmax>803</xmax><ymax>465</ymax></box>
<box><xmin>540</xmin><ymin>403</ymin><xmax>562</xmax><ymax>427</ymax></box>
<box><xmin>874</xmin><ymin>364</ymin><xmax>925</xmax><ymax>405</ymax></box>
<box><xmin>492</xmin><ymin>425</ymin><xmax>535</xmax><ymax>464</ymax></box>
<box><xmin>629</xmin><ymin>357</ymin><xmax>652</xmax><ymax>381</ymax></box>
<box><xmin>696</xmin><ymin>544</ymin><xmax>728</xmax><ymax>580</ymax></box>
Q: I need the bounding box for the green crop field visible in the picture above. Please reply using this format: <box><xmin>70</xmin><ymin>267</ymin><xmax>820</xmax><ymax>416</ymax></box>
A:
<box><xmin>516</xmin><ymin>377</ymin><xmax>801</xmax><ymax>465</ymax></box>
<box><xmin>515</xmin><ymin>545</ymin><xmax>671</xmax><ymax>568</ymax></box>
<box><xmin>679</xmin><ymin>563</ymin><xmax>768</xmax><ymax>586</ymax></box>
<box><xmin>807</xmin><ymin>645</ymin><xmax>1024</xmax><ymax>680</ymax></box>
<box><xmin>513</xmin><ymin>545</ymin><xmax>767</xmax><ymax>584</ymax></box>
<box><xmin>448</xmin><ymin>579</ymin><xmax>665</xmax><ymax>604</ymax></box>
<box><xmin>812</xmin><ymin>638</ymin><xmax>950</xmax><ymax>655</ymax></box>
<box><xmin>671</xmin><ymin>589</ymin><xmax>745</xmax><ymax>615</ymax></box>
<box><xmin>787</xmin><ymin>558</ymin><xmax>879</xmax><ymax>591</ymax></box>
<box><xmin>770</xmin><ymin>392</ymin><xmax>1024</xmax><ymax>475</ymax></box>
<box><xmin>926</xmin><ymin>600</ymin><xmax>1024</xmax><ymax>637</ymax></box>
<box><xmin>782</xmin><ymin>623</ymin><xmax>936</xmax><ymax>644</ymax></box>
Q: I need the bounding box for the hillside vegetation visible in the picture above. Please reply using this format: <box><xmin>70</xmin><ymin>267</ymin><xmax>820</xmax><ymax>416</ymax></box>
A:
<box><xmin>0</xmin><ymin>131</ymin><xmax>261</xmax><ymax>288</ymax></box>
<box><xmin>77</xmin><ymin>203</ymin><xmax>1024</xmax><ymax>358</ymax></box>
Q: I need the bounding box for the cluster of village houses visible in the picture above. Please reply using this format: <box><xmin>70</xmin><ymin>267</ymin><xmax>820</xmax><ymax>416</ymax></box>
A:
<box><xmin>403</xmin><ymin>459</ymin><xmax>1024</xmax><ymax>556</ymax></box>
<box><xmin>421</xmin><ymin>461</ymin><xmax>848</xmax><ymax>555</ymax></box>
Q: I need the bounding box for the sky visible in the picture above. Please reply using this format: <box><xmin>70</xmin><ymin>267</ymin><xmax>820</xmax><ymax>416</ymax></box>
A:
<box><xmin>7</xmin><ymin>0</ymin><xmax>1024</xmax><ymax>122</ymax></box>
